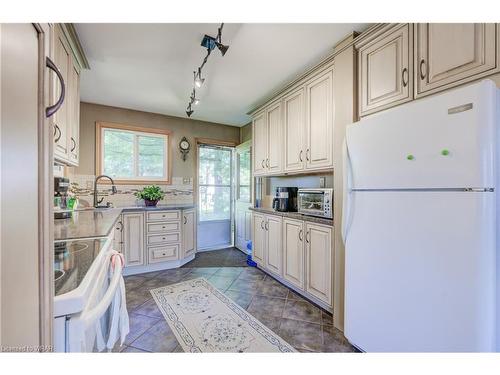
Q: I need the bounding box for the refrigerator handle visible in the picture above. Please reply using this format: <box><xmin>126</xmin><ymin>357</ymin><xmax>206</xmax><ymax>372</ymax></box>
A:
<box><xmin>342</xmin><ymin>138</ymin><xmax>354</xmax><ymax>244</ymax></box>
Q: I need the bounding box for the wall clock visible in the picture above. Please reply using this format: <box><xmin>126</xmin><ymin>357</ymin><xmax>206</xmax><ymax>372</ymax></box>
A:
<box><xmin>179</xmin><ymin>136</ymin><xmax>191</xmax><ymax>161</ymax></box>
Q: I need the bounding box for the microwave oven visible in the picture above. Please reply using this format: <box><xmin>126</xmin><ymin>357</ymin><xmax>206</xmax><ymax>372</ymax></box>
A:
<box><xmin>297</xmin><ymin>188</ymin><xmax>333</xmax><ymax>218</ymax></box>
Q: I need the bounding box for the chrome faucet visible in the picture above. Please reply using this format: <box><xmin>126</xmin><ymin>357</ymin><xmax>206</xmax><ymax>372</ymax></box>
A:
<box><xmin>94</xmin><ymin>175</ymin><xmax>117</xmax><ymax>208</ymax></box>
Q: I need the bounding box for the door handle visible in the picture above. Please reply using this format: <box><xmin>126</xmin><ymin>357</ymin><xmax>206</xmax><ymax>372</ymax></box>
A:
<box><xmin>70</xmin><ymin>137</ymin><xmax>76</xmax><ymax>152</ymax></box>
<box><xmin>419</xmin><ymin>59</ymin><xmax>427</xmax><ymax>80</ymax></box>
<box><xmin>402</xmin><ymin>68</ymin><xmax>408</xmax><ymax>87</ymax></box>
<box><xmin>299</xmin><ymin>229</ymin><xmax>303</xmax><ymax>241</ymax></box>
<box><xmin>54</xmin><ymin>124</ymin><xmax>61</xmax><ymax>143</ymax></box>
<box><xmin>261</xmin><ymin>159</ymin><xmax>265</xmax><ymax>168</ymax></box>
<box><xmin>306</xmin><ymin>149</ymin><xmax>310</xmax><ymax>161</ymax></box>
<box><xmin>305</xmin><ymin>231</ymin><xmax>310</xmax><ymax>243</ymax></box>
<box><xmin>45</xmin><ymin>57</ymin><xmax>65</xmax><ymax>118</ymax></box>
<box><xmin>265</xmin><ymin>222</ymin><xmax>269</xmax><ymax>230</ymax></box>
<box><xmin>183</xmin><ymin>216</ymin><xmax>187</xmax><ymax>225</ymax></box>
<box><xmin>342</xmin><ymin>139</ymin><xmax>354</xmax><ymax>244</ymax></box>
<box><xmin>261</xmin><ymin>220</ymin><xmax>264</xmax><ymax>229</ymax></box>
<box><xmin>116</xmin><ymin>221</ymin><xmax>123</xmax><ymax>232</ymax></box>
<box><xmin>266</xmin><ymin>159</ymin><xmax>270</xmax><ymax>168</ymax></box>
<box><xmin>299</xmin><ymin>150</ymin><xmax>303</xmax><ymax>162</ymax></box>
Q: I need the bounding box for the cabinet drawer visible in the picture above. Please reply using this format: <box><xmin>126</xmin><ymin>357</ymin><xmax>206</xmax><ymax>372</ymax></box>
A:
<box><xmin>147</xmin><ymin>210</ymin><xmax>180</xmax><ymax>222</ymax></box>
<box><xmin>147</xmin><ymin>232</ymin><xmax>181</xmax><ymax>246</ymax></box>
<box><xmin>148</xmin><ymin>244</ymin><xmax>179</xmax><ymax>263</ymax></box>
<box><xmin>147</xmin><ymin>221</ymin><xmax>180</xmax><ymax>234</ymax></box>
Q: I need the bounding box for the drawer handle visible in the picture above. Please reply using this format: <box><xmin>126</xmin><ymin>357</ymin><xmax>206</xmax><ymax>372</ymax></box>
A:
<box><xmin>162</xmin><ymin>226</ymin><xmax>166</xmax><ymax>229</ymax></box>
<box><xmin>162</xmin><ymin>215</ymin><xmax>166</xmax><ymax>217</ymax></box>
<box><xmin>419</xmin><ymin>59</ymin><xmax>426</xmax><ymax>80</ymax></box>
<box><xmin>162</xmin><ymin>237</ymin><xmax>166</xmax><ymax>240</ymax></box>
<box><xmin>402</xmin><ymin>68</ymin><xmax>408</xmax><ymax>87</ymax></box>
<box><xmin>45</xmin><ymin>57</ymin><xmax>65</xmax><ymax>118</ymax></box>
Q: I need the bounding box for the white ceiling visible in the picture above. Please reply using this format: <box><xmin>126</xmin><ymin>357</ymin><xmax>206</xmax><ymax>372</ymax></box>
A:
<box><xmin>75</xmin><ymin>23</ymin><xmax>370</xmax><ymax>127</ymax></box>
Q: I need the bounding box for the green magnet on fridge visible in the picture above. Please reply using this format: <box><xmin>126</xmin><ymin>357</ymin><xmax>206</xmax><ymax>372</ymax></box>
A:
<box><xmin>441</xmin><ymin>149</ymin><xmax>450</xmax><ymax>156</ymax></box>
<box><xmin>406</xmin><ymin>154</ymin><xmax>415</xmax><ymax>160</ymax></box>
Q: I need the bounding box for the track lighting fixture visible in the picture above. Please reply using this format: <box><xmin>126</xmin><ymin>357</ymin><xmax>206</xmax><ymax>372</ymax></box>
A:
<box><xmin>185</xmin><ymin>23</ymin><xmax>229</xmax><ymax>118</ymax></box>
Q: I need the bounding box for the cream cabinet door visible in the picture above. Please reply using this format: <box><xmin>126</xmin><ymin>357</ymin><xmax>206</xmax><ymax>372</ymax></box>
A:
<box><xmin>252</xmin><ymin>111</ymin><xmax>267</xmax><ymax>176</ymax></box>
<box><xmin>359</xmin><ymin>23</ymin><xmax>412</xmax><ymax>116</ymax></box>
<box><xmin>266</xmin><ymin>100</ymin><xmax>283</xmax><ymax>174</ymax></box>
<box><xmin>283</xmin><ymin>87</ymin><xmax>305</xmax><ymax>172</ymax></box>
<box><xmin>53</xmin><ymin>27</ymin><xmax>70</xmax><ymax>162</ymax></box>
<box><xmin>68</xmin><ymin>62</ymin><xmax>80</xmax><ymax>165</ymax></box>
<box><xmin>415</xmin><ymin>23</ymin><xmax>498</xmax><ymax>97</ymax></box>
<box><xmin>305</xmin><ymin>69</ymin><xmax>333</xmax><ymax>170</ymax></box>
<box><xmin>305</xmin><ymin>222</ymin><xmax>332</xmax><ymax>306</ymax></box>
<box><xmin>283</xmin><ymin>218</ymin><xmax>305</xmax><ymax>289</ymax></box>
<box><xmin>182</xmin><ymin>209</ymin><xmax>196</xmax><ymax>258</ymax></box>
<box><xmin>265</xmin><ymin>215</ymin><xmax>282</xmax><ymax>276</ymax></box>
<box><xmin>123</xmin><ymin>212</ymin><xmax>145</xmax><ymax>267</ymax></box>
<box><xmin>251</xmin><ymin>212</ymin><xmax>266</xmax><ymax>265</ymax></box>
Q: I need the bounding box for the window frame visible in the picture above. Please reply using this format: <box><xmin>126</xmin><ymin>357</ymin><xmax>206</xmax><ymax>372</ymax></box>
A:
<box><xmin>95</xmin><ymin>121</ymin><xmax>172</xmax><ymax>185</ymax></box>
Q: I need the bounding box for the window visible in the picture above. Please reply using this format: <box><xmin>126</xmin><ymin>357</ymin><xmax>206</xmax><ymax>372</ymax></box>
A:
<box><xmin>236</xmin><ymin>147</ymin><xmax>251</xmax><ymax>203</ymax></box>
<box><xmin>96</xmin><ymin>122</ymin><xmax>170</xmax><ymax>184</ymax></box>
<box><xmin>198</xmin><ymin>145</ymin><xmax>232</xmax><ymax>221</ymax></box>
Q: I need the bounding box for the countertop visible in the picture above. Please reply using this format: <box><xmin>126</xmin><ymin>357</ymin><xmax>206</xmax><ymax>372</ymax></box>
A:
<box><xmin>54</xmin><ymin>208</ymin><xmax>123</xmax><ymax>241</ymax></box>
<box><xmin>54</xmin><ymin>204</ymin><xmax>195</xmax><ymax>241</ymax></box>
<box><xmin>249</xmin><ymin>207</ymin><xmax>333</xmax><ymax>226</ymax></box>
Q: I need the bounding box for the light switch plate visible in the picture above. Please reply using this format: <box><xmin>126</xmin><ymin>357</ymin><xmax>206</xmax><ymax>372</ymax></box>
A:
<box><xmin>319</xmin><ymin>177</ymin><xmax>326</xmax><ymax>188</ymax></box>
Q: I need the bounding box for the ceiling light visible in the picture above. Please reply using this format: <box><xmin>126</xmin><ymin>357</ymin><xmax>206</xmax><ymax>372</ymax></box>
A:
<box><xmin>194</xmin><ymin>69</ymin><xmax>204</xmax><ymax>88</ymax></box>
<box><xmin>186</xmin><ymin>104</ymin><xmax>193</xmax><ymax>117</ymax></box>
<box><xmin>215</xmin><ymin>41</ymin><xmax>229</xmax><ymax>56</ymax></box>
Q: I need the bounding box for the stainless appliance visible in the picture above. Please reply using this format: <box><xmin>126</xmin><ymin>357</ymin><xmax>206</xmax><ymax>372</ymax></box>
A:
<box><xmin>54</xmin><ymin>177</ymin><xmax>71</xmax><ymax>219</ymax></box>
<box><xmin>298</xmin><ymin>188</ymin><xmax>333</xmax><ymax>218</ymax></box>
<box><xmin>272</xmin><ymin>187</ymin><xmax>298</xmax><ymax>212</ymax></box>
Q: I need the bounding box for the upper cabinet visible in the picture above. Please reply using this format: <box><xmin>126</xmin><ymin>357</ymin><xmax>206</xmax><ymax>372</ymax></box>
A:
<box><xmin>251</xmin><ymin>65</ymin><xmax>334</xmax><ymax>177</ymax></box>
<box><xmin>358</xmin><ymin>23</ymin><xmax>500</xmax><ymax>117</ymax></box>
<box><xmin>415</xmin><ymin>23</ymin><xmax>499</xmax><ymax>97</ymax></box>
<box><xmin>358</xmin><ymin>24</ymin><xmax>413</xmax><ymax>116</ymax></box>
<box><xmin>305</xmin><ymin>70</ymin><xmax>333</xmax><ymax>170</ymax></box>
<box><xmin>252</xmin><ymin>110</ymin><xmax>267</xmax><ymax>176</ymax></box>
<box><xmin>51</xmin><ymin>24</ymin><xmax>88</xmax><ymax>167</ymax></box>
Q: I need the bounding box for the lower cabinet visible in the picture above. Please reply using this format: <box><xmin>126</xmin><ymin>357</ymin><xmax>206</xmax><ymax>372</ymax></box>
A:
<box><xmin>252</xmin><ymin>212</ymin><xmax>333</xmax><ymax>308</ymax></box>
<box><xmin>121</xmin><ymin>209</ymin><xmax>197</xmax><ymax>274</ymax></box>
<box><xmin>182</xmin><ymin>208</ymin><xmax>196</xmax><ymax>258</ymax></box>
<box><xmin>265</xmin><ymin>215</ymin><xmax>283</xmax><ymax>276</ymax></box>
<box><xmin>305</xmin><ymin>222</ymin><xmax>332</xmax><ymax>306</ymax></box>
<box><xmin>283</xmin><ymin>218</ymin><xmax>305</xmax><ymax>289</ymax></box>
<box><xmin>251</xmin><ymin>212</ymin><xmax>266</xmax><ymax>265</ymax></box>
<box><xmin>123</xmin><ymin>212</ymin><xmax>145</xmax><ymax>267</ymax></box>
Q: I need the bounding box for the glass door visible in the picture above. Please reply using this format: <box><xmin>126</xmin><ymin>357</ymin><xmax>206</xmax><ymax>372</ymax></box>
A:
<box><xmin>234</xmin><ymin>141</ymin><xmax>252</xmax><ymax>252</ymax></box>
<box><xmin>197</xmin><ymin>144</ymin><xmax>234</xmax><ymax>250</ymax></box>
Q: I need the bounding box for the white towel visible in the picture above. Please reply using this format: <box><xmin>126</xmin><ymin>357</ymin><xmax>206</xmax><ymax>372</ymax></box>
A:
<box><xmin>105</xmin><ymin>254</ymin><xmax>130</xmax><ymax>350</ymax></box>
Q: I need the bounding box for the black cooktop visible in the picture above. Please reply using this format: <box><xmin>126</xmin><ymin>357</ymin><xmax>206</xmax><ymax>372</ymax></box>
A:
<box><xmin>54</xmin><ymin>238</ymin><xmax>108</xmax><ymax>296</ymax></box>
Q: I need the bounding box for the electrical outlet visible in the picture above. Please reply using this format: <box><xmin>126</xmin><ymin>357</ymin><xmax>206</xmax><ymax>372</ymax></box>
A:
<box><xmin>86</xmin><ymin>180</ymin><xmax>93</xmax><ymax>189</ymax></box>
<box><xmin>182</xmin><ymin>177</ymin><xmax>191</xmax><ymax>185</ymax></box>
<box><xmin>319</xmin><ymin>177</ymin><xmax>326</xmax><ymax>188</ymax></box>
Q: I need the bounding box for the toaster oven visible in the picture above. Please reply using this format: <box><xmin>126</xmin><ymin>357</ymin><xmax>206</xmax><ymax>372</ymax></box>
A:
<box><xmin>297</xmin><ymin>188</ymin><xmax>333</xmax><ymax>218</ymax></box>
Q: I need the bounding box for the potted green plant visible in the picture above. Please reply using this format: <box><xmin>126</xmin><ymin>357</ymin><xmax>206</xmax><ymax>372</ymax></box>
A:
<box><xmin>135</xmin><ymin>185</ymin><xmax>165</xmax><ymax>207</ymax></box>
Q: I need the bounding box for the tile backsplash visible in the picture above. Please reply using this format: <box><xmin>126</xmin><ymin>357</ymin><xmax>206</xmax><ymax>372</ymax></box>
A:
<box><xmin>66</xmin><ymin>172</ymin><xmax>194</xmax><ymax>208</ymax></box>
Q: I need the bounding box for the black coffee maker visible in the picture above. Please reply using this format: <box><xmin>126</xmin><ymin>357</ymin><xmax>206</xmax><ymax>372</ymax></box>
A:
<box><xmin>272</xmin><ymin>187</ymin><xmax>298</xmax><ymax>212</ymax></box>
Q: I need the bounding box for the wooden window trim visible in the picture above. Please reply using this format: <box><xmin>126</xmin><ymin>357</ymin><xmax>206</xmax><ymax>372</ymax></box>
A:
<box><xmin>96</xmin><ymin>121</ymin><xmax>172</xmax><ymax>185</ymax></box>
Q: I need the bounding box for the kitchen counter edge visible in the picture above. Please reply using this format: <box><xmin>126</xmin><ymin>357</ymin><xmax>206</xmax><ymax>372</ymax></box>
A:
<box><xmin>249</xmin><ymin>207</ymin><xmax>333</xmax><ymax>226</ymax></box>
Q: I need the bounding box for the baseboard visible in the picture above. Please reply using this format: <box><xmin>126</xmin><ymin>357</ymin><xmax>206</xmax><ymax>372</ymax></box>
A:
<box><xmin>123</xmin><ymin>254</ymin><xmax>195</xmax><ymax>276</ymax></box>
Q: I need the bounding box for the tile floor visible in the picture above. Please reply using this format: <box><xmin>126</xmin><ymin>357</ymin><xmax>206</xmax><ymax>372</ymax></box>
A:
<box><xmin>118</xmin><ymin>248</ymin><xmax>357</xmax><ymax>353</ymax></box>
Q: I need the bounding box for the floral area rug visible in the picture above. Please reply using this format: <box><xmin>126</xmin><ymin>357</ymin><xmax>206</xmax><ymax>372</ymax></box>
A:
<box><xmin>150</xmin><ymin>277</ymin><xmax>296</xmax><ymax>352</ymax></box>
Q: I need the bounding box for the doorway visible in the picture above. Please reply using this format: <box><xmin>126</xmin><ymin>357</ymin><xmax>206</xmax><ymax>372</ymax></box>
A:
<box><xmin>234</xmin><ymin>141</ymin><xmax>252</xmax><ymax>252</ymax></box>
<box><xmin>197</xmin><ymin>143</ymin><xmax>234</xmax><ymax>250</ymax></box>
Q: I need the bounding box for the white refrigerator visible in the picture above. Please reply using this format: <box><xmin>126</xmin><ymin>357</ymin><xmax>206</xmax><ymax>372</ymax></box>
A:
<box><xmin>343</xmin><ymin>80</ymin><xmax>499</xmax><ymax>352</ymax></box>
